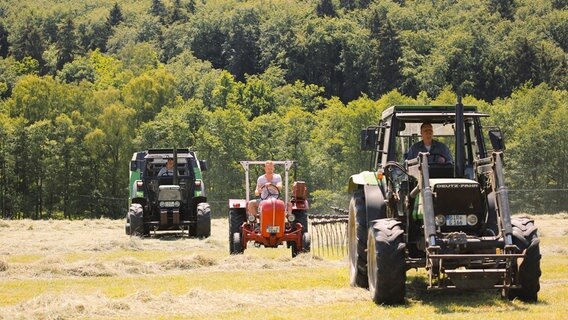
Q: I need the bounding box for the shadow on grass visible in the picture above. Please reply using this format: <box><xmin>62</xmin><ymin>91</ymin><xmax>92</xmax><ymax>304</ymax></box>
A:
<box><xmin>146</xmin><ymin>231</ymin><xmax>192</xmax><ymax>241</ymax></box>
<box><xmin>405</xmin><ymin>274</ymin><xmax>546</xmax><ymax>314</ymax></box>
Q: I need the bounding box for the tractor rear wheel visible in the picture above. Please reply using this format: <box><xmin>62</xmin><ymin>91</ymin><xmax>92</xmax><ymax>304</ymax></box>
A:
<box><xmin>128</xmin><ymin>203</ymin><xmax>145</xmax><ymax>237</ymax></box>
<box><xmin>195</xmin><ymin>203</ymin><xmax>211</xmax><ymax>238</ymax></box>
<box><xmin>232</xmin><ymin>232</ymin><xmax>243</xmax><ymax>254</ymax></box>
<box><xmin>367</xmin><ymin>218</ymin><xmax>406</xmax><ymax>305</ymax></box>
<box><xmin>507</xmin><ymin>217</ymin><xmax>541</xmax><ymax>302</ymax></box>
<box><xmin>291</xmin><ymin>232</ymin><xmax>311</xmax><ymax>257</ymax></box>
<box><xmin>348</xmin><ymin>189</ymin><xmax>369</xmax><ymax>288</ymax></box>
<box><xmin>125</xmin><ymin>213</ymin><xmax>131</xmax><ymax>235</ymax></box>
<box><xmin>229</xmin><ymin>208</ymin><xmax>245</xmax><ymax>254</ymax></box>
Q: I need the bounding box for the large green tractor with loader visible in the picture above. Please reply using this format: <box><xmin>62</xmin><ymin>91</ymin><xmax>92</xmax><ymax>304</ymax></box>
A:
<box><xmin>348</xmin><ymin>101</ymin><xmax>541</xmax><ymax>304</ymax></box>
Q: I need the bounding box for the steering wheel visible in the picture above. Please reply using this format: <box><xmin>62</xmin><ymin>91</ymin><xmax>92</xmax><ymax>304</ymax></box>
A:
<box><xmin>426</xmin><ymin>152</ymin><xmax>452</xmax><ymax>165</ymax></box>
<box><xmin>260</xmin><ymin>183</ymin><xmax>280</xmax><ymax>200</ymax></box>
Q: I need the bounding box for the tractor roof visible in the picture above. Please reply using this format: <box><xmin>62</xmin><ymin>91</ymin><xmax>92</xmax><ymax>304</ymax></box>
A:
<box><xmin>382</xmin><ymin>105</ymin><xmax>489</xmax><ymax>122</ymax></box>
<box><xmin>144</xmin><ymin>149</ymin><xmax>195</xmax><ymax>159</ymax></box>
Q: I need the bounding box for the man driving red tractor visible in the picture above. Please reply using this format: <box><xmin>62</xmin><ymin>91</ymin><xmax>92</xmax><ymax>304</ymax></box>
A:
<box><xmin>247</xmin><ymin>160</ymin><xmax>283</xmax><ymax>217</ymax></box>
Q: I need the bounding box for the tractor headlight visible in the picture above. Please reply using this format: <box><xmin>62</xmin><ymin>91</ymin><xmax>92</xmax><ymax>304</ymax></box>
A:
<box><xmin>174</xmin><ymin>201</ymin><xmax>180</xmax><ymax>207</ymax></box>
<box><xmin>159</xmin><ymin>201</ymin><xmax>165</xmax><ymax>208</ymax></box>
<box><xmin>435</xmin><ymin>215</ymin><xmax>446</xmax><ymax>226</ymax></box>
<box><xmin>467</xmin><ymin>214</ymin><xmax>478</xmax><ymax>226</ymax></box>
<box><xmin>247</xmin><ymin>214</ymin><xmax>256</xmax><ymax>222</ymax></box>
<box><xmin>288</xmin><ymin>214</ymin><xmax>295</xmax><ymax>222</ymax></box>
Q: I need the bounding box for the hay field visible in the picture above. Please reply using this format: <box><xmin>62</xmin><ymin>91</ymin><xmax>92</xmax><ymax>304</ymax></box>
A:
<box><xmin>0</xmin><ymin>214</ymin><xmax>567</xmax><ymax>319</ymax></box>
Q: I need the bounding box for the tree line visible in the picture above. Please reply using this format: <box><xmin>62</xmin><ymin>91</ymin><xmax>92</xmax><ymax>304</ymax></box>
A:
<box><xmin>0</xmin><ymin>0</ymin><xmax>566</xmax><ymax>218</ymax></box>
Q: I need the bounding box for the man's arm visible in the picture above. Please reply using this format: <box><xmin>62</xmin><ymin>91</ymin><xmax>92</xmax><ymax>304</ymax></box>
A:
<box><xmin>273</xmin><ymin>174</ymin><xmax>283</xmax><ymax>189</ymax></box>
<box><xmin>255</xmin><ymin>176</ymin><xmax>264</xmax><ymax>197</ymax></box>
<box><xmin>406</xmin><ymin>143</ymin><xmax>418</xmax><ymax>160</ymax></box>
<box><xmin>434</xmin><ymin>141</ymin><xmax>454</xmax><ymax>163</ymax></box>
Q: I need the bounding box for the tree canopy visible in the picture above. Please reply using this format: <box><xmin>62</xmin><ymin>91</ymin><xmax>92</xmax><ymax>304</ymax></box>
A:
<box><xmin>0</xmin><ymin>0</ymin><xmax>566</xmax><ymax>218</ymax></box>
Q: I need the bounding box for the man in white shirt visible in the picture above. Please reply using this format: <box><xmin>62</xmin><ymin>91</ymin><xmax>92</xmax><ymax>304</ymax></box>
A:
<box><xmin>247</xmin><ymin>160</ymin><xmax>283</xmax><ymax>216</ymax></box>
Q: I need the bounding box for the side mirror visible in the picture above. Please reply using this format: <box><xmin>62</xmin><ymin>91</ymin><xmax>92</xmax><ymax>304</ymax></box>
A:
<box><xmin>130</xmin><ymin>160</ymin><xmax>138</xmax><ymax>171</ymax></box>
<box><xmin>360</xmin><ymin>127</ymin><xmax>378</xmax><ymax>151</ymax></box>
<box><xmin>199</xmin><ymin>160</ymin><xmax>208</xmax><ymax>171</ymax></box>
<box><xmin>488</xmin><ymin>128</ymin><xmax>505</xmax><ymax>151</ymax></box>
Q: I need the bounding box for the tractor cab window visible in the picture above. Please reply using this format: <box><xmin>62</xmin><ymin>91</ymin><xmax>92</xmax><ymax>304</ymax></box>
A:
<box><xmin>398</xmin><ymin>122</ymin><xmax>455</xmax><ymax>161</ymax></box>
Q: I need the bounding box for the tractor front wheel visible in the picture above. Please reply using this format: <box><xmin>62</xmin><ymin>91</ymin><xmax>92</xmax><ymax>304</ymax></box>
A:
<box><xmin>367</xmin><ymin>218</ymin><xmax>406</xmax><ymax>305</ymax></box>
<box><xmin>128</xmin><ymin>203</ymin><xmax>145</xmax><ymax>237</ymax></box>
<box><xmin>507</xmin><ymin>217</ymin><xmax>541</xmax><ymax>302</ymax></box>
<box><xmin>195</xmin><ymin>203</ymin><xmax>211</xmax><ymax>238</ymax></box>
<box><xmin>291</xmin><ymin>232</ymin><xmax>311</xmax><ymax>258</ymax></box>
<box><xmin>229</xmin><ymin>208</ymin><xmax>246</xmax><ymax>254</ymax></box>
<box><xmin>348</xmin><ymin>189</ymin><xmax>369</xmax><ymax>288</ymax></box>
<box><xmin>232</xmin><ymin>232</ymin><xmax>244</xmax><ymax>254</ymax></box>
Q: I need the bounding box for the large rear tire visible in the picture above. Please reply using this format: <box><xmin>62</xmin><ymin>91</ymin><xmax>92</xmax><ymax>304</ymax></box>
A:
<box><xmin>195</xmin><ymin>202</ymin><xmax>211</xmax><ymax>238</ymax></box>
<box><xmin>128</xmin><ymin>203</ymin><xmax>145</xmax><ymax>237</ymax></box>
<box><xmin>507</xmin><ymin>217</ymin><xmax>541</xmax><ymax>302</ymax></box>
<box><xmin>229</xmin><ymin>208</ymin><xmax>246</xmax><ymax>254</ymax></box>
<box><xmin>232</xmin><ymin>232</ymin><xmax>243</xmax><ymax>254</ymax></box>
<box><xmin>291</xmin><ymin>232</ymin><xmax>311</xmax><ymax>258</ymax></box>
<box><xmin>367</xmin><ymin>218</ymin><xmax>406</xmax><ymax>305</ymax></box>
<box><xmin>348</xmin><ymin>189</ymin><xmax>369</xmax><ymax>288</ymax></box>
<box><xmin>291</xmin><ymin>210</ymin><xmax>310</xmax><ymax>258</ymax></box>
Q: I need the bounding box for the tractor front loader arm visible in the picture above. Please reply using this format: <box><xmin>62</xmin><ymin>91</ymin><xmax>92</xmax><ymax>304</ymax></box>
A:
<box><xmin>407</xmin><ymin>152</ymin><xmax>437</xmax><ymax>247</ymax></box>
<box><xmin>491</xmin><ymin>151</ymin><xmax>514</xmax><ymax>247</ymax></box>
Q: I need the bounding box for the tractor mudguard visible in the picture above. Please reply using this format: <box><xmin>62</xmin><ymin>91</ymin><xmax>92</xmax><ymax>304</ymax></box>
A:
<box><xmin>131</xmin><ymin>197</ymin><xmax>147</xmax><ymax>207</ymax></box>
<box><xmin>348</xmin><ymin>171</ymin><xmax>379</xmax><ymax>193</ymax></box>
<box><xmin>348</xmin><ymin>171</ymin><xmax>386</xmax><ymax>222</ymax></box>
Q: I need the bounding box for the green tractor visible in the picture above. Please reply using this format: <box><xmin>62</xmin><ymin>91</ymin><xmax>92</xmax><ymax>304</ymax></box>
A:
<box><xmin>348</xmin><ymin>101</ymin><xmax>541</xmax><ymax>304</ymax></box>
<box><xmin>125</xmin><ymin>148</ymin><xmax>211</xmax><ymax>238</ymax></box>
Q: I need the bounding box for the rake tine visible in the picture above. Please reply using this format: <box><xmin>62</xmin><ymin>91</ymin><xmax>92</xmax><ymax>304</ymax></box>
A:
<box><xmin>334</xmin><ymin>221</ymin><xmax>341</xmax><ymax>256</ymax></box>
<box><xmin>327</xmin><ymin>222</ymin><xmax>333</xmax><ymax>256</ymax></box>
<box><xmin>317</xmin><ymin>222</ymin><xmax>324</xmax><ymax>256</ymax></box>
<box><xmin>334</xmin><ymin>222</ymin><xmax>341</xmax><ymax>255</ymax></box>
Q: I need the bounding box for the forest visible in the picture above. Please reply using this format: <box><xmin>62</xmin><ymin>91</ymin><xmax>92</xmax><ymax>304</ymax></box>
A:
<box><xmin>0</xmin><ymin>0</ymin><xmax>566</xmax><ymax>219</ymax></box>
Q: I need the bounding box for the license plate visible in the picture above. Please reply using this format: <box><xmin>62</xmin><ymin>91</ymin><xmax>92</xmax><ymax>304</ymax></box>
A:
<box><xmin>266</xmin><ymin>226</ymin><xmax>280</xmax><ymax>233</ymax></box>
<box><xmin>446</xmin><ymin>215</ymin><xmax>467</xmax><ymax>226</ymax></box>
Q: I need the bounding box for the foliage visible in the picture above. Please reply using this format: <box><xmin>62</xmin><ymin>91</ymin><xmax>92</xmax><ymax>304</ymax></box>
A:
<box><xmin>0</xmin><ymin>0</ymin><xmax>565</xmax><ymax>218</ymax></box>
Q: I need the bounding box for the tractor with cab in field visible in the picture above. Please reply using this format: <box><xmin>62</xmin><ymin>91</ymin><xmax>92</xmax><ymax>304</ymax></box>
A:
<box><xmin>125</xmin><ymin>148</ymin><xmax>211</xmax><ymax>238</ymax></box>
<box><xmin>348</xmin><ymin>100</ymin><xmax>541</xmax><ymax>304</ymax></box>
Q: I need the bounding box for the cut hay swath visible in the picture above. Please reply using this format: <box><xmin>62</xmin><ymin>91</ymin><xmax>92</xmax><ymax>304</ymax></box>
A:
<box><xmin>309</xmin><ymin>207</ymin><xmax>348</xmax><ymax>257</ymax></box>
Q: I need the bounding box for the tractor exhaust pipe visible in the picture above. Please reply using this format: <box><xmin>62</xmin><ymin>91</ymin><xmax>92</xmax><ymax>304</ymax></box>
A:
<box><xmin>173</xmin><ymin>147</ymin><xmax>178</xmax><ymax>185</ymax></box>
<box><xmin>455</xmin><ymin>97</ymin><xmax>465</xmax><ymax>178</ymax></box>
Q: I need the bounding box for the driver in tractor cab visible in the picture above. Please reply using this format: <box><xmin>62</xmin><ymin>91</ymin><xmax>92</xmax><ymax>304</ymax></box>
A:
<box><xmin>247</xmin><ymin>160</ymin><xmax>283</xmax><ymax>217</ymax></box>
<box><xmin>406</xmin><ymin>122</ymin><xmax>453</xmax><ymax>164</ymax></box>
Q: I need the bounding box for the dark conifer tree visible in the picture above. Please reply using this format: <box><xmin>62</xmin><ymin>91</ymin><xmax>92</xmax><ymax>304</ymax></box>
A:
<box><xmin>339</xmin><ymin>0</ymin><xmax>356</xmax><ymax>10</ymax></box>
<box><xmin>368</xmin><ymin>10</ymin><xmax>403</xmax><ymax>98</ymax></box>
<box><xmin>488</xmin><ymin>0</ymin><xmax>515</xmax><ymax>20</ymax></box>
<box><xmin>56</xmin><ymin>18</ymin><xmax>77</xmax><ymax>71</ymax></box>
<box><xmin>0</xmin><ymin>22</ymin><xmax>9</xmax><ymax>58</ymax></box>
<box><xmin>11</xmin><ymin>17</ymin><xmax>45</xmax><ymax>68</ymax></box>
<box><xmin>316</xmin><ymin>0</ymin><xmax>336</xmax><ymax>18</ymax></box>
<box><xmin>150</xmin><ymin>0</ymin><xmax>168</xmax><ymax>23</ymax></box>
<box><xmin>107</xmin><ymin>2</ymin><xmax>124</xmax><ymax>27</ymax></box>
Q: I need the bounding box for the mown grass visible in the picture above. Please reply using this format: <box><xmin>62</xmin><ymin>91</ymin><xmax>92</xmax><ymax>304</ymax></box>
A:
<box><xmin>0</xmin><ymin>215</ymin><xmax>567</xmax><ymax>319</ymax></box>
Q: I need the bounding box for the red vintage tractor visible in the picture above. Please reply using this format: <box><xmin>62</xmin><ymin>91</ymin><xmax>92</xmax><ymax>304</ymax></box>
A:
<box><xmin>229</xmin><ymin>161</ymin><xmax>311</xmax><ymax>257</ymax></box>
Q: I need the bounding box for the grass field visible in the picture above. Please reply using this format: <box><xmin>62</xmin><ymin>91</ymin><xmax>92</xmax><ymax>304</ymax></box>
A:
<box><xmin>0</xmin><ymin>213</ymin><xmax>567</xmax><ymax>319</ymax></box>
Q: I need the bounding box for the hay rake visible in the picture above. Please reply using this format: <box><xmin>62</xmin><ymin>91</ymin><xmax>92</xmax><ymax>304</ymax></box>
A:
<box><xmin>309</xmin><ymin>207</ymin><xmax>348</xmax><ymax>257</ymax></box>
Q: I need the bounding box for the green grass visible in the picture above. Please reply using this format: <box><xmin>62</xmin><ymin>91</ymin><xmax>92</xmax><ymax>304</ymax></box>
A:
<box><xmin>1</xmin><ymin>216</ymin><xmax>567</xmax><ymax>319</ymax></box>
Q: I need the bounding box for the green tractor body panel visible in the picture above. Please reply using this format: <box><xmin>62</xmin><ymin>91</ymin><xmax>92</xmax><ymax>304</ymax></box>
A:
<box><xmin>348</xmin><ymin>171</ymin><xmax>380</xmax><ymax>193</ymax></box>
